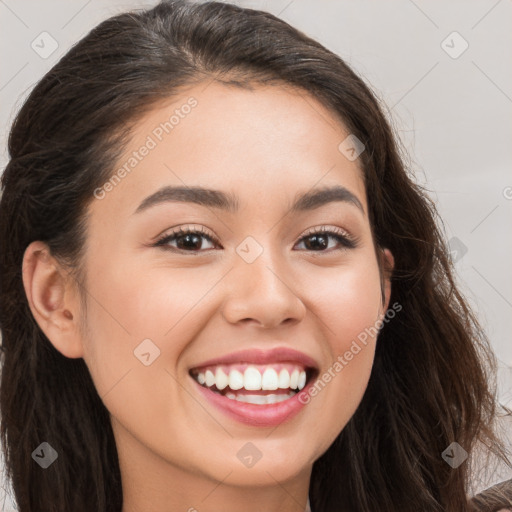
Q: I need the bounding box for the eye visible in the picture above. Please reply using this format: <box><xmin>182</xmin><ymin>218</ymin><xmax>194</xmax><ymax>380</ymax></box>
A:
<box><xmin>153</xmin><ymin>225</ymin><xmax>220</xmax><ymax>253</ymax></box>
<box><xmin>294</xmin><ymin>226</ymin><xmax>358</xmax><ymax>252</ymax></box>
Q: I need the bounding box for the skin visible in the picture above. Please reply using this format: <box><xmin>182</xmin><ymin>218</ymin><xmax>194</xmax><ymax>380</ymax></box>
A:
<box><xmin>23</xmin><ymin>82</ymin><xmax>394</xmax><ymax>512</ymax></box>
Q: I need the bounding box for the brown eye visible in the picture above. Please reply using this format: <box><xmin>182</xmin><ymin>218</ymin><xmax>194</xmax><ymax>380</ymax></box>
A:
<box><xmin>295</xmin><ymin>228</ymin><xmax>357</xmax><ymax>252</ymax></box>
<box><xmin>154</xmin><ymin>227</ymin><xmax>219</xmax><ymax>252</ymax></box>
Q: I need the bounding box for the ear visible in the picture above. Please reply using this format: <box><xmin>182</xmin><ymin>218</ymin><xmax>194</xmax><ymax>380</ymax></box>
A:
<box><xmin>379</xmin><ymin>247</ymin><xmax>394</xmax><ymax>314</ymax></box>
<box><xmin>22</xmin><ymin>241</ymin><xmax>84</xmax><ymax>358</ymax></box>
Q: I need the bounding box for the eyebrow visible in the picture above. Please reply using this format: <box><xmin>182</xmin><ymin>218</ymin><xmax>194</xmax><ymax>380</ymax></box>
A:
<box><xmin>133</xmin><ymin>184</ymin><xmax>365</xmax><ymax>216</ymax></box>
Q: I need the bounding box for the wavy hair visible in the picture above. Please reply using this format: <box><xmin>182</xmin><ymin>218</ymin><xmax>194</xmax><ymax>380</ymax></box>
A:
<box><xmin>0</xmin><ymin>1</ymin><xmax>509</xmax><ymax>510</ymax></box>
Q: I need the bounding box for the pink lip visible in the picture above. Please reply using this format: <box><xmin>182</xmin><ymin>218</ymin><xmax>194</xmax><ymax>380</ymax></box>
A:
<box><xmin>191</xmin><ymin>373</ymin><xmax>316</xmax><ymax>427</ymax></box>
<box><xmin>189</xmin><ymin>347</ymin><xmax>318</xmax><ymax>371</ymax></box>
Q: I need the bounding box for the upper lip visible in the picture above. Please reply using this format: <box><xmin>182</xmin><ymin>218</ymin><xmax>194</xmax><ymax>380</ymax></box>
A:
<box><xmin>189</xmin><ymin>347</ymin><xmax>319</xmax><ymax>371</ymax></box>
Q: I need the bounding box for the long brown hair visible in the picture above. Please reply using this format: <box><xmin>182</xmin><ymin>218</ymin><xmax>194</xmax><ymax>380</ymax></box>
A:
<box><xmin>0</xmin><ymin>1</ymin><xmax>509</xmax><ymax>510</ymax></box>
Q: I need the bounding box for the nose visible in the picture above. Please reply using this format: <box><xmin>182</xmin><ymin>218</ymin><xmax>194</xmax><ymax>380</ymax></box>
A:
<box><xmin>221</xmin><ymin>246</ymin><xmax>306</xmax><ymax>329</ymax></box>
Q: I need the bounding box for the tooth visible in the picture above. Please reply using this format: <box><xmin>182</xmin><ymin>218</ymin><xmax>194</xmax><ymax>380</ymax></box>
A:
<box><xmin>229</xmin><ymin>369</ymin><xmax>244</xmax><ymax>390</ymax></box>
<box><xmin>278</xmin><ymin>369</ymin><xmax>290</xmax><ymax>389</ymax></box>
<box><xmin>234</xmin><ymin>392</ymin><xmax>295</xmax><ymax>404</ymax></box>
<box><xmin>236</xmin><ymin>394</ymin><xmax>268</xmax><ymax>404</ymax></box>
<box><xmin>275</xmin><ymin>392</ymin><xmax>294</xmax><ymax>403</ymax></box>
<box><xmin>261</xmin><ymin>368</ymin><xmax>279</xmax><ymax>390</ymax></box>
<box><xmin>197</xmin><ymin>372</ymin><xmax>206</xmax><ymax>385</ymax></box>
<box><xmin>205</xmin><ymin>369</ymin><xmax>215</xmax><ymax>387</ymax></box>
<box><xmin>244</xmin><ymin>366</ymin><xmax>262</xmax><ymax>390</ymax></box>
<box><xmin>290</xmin><ymin>369</ymin><xmax>299</xmax><ymax>389</ymax></box>
<box><xmin>224</xmin><ymin>391</ymin><xmax>295</xmax><ymax>403</ymax></box>
<box><xmin>215</xmin><ymin>368</ymin><xmax>229</xmax><ymax>390</ymax></box>
<box><xmin>266</xmin><ymin>394</ymin><xmax>277</xmax><ymax>404</ymax></box>
<box><xmin>297</xmin><ymin>370</ymin><xmax>306</xmax><ymax>390</ymax></box>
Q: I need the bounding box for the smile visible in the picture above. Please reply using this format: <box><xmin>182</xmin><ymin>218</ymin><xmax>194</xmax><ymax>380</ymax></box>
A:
<box><xmin>188</xmin><ymin>347</ymin><xmax>319</xmax><ymax>426</ymax></box>
<box><xmin>190</xmin><ymin>363</ymin><xmax>311</xmax><ymax>405</ymax></box>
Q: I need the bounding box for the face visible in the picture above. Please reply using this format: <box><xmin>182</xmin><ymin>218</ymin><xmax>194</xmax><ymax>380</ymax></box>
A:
<box><xmin>29</xmin><ymin>82</ymin><xmax>393</xmax><ymax>500</ymax></box>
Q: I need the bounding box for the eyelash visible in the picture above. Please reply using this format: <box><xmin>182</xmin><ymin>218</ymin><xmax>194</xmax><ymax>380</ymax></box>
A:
<box><xmin>153</xmin><ymin>224</ymin><xmax>358</xmax><ymax>254</ymax></box>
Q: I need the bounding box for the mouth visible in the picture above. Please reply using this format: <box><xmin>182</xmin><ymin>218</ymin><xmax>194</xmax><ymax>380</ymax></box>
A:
<box><xmin>188</xmin><ymin>347</ymin><xmax>320</xmax><ymax>426</ymax></box>
<box><xmin>189</xmin><ymin>362</ymin><xmax>318</xmax><ymax>405</ymax></box>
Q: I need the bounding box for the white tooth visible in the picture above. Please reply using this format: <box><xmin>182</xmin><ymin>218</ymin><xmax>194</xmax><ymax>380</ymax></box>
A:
<box><xmin>197</xmin><ymin>372</ymin><xmax>205</xmax><ymax>385</ymax></box>
<box><xmin>275</xmin><ymin>392</ymin><xmax>294</xmax><ymax>403</ymax></box>
<box><xmin>261</xmin><ymin>368</ymin><xmax>279</xmax><ymax>390</ymax></box>
<box><xmin>226</xmin><ymin>392</ymin><xmax>295</xmax><ymax>404</ymax></box>
<box><xmin>228</xmin><ymin>369</ymin><xmax>244</xmax><ymax>390</ymax></box>
<box><xmin>205</xmin><ymin>369</ymin><xmax>215</xmax><ymax>387</ymax></box>
<box><xmin>297</xmin><ymin>370</ymin><xmax>307</xmax><ymax>390</ymax></box>
<box><xmin>244</xmin><ymin>366</ymin><xmax>262</xmax><ymax>390</ymax></box>
<box><xmin>290</xmin><ymin>369</ymin><xmax>299</xmax><ymax>389</ymax></box>
<box><xmin>235</xmin><ymin>394</ymin><xmax>268</xmax><ymax>405</ymax></box>
<box><xmin>278</xmin><ymin>369</ymin><xmax>291</xmax><ymax>389</ymax></box>
<box><xmin>215</xmin><ymin>368</ymin><xmax>229</xmax><ymax>390</ymax></box>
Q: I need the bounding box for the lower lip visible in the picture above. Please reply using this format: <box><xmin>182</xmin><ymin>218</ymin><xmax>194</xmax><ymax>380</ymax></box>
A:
<box><xmin>192</xmin><ymin>377</ymin><xmax>315</xmax><ymax>427</ymax></box>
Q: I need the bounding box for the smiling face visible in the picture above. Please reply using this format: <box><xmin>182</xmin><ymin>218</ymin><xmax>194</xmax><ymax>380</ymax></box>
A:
<box><xmin>25</xmin><ymin>81</ymin><xmax>393</xmax><ymax>508</ymax></box>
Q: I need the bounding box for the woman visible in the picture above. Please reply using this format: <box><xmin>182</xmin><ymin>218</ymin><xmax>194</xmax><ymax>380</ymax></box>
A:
<box><xmin>0</xmin><ymin>1</ymin><xmax>510</xmax><ymax>510</ymax></box>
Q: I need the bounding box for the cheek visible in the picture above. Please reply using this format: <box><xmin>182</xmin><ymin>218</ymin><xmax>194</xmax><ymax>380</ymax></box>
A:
<box><xmin>306</xmin><ymin>256</ymin><xmax>383</xmax><ymax>352</ymax></box>
<box><xmin>79</xmin><ymin>256</ymin><xmax>218</xmax><ymax>389</ymax></box>
<box><xmin>299</xmin><ymin>256</ymin><xmax>383</xmax><ymax>441</ymax></box>
<box><xmin>115</xmin><ymin>270</ymin><xmax>207</xmax><ymax>334</ymax></box>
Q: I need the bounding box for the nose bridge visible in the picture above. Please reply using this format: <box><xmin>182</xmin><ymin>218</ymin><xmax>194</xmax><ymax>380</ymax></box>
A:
<box><xmin>239</xmin><ymin>240</ymin><xmax>286</xmax><ymax>293</ymax></box>
<box><xmin>221</xmin><ymin>235</ymin><xmax>306</xmax><ymax>327</ymax></box>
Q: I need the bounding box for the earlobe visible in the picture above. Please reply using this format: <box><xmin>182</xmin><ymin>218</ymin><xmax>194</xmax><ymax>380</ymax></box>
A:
<box><xmin>22</xmin><ymin>241</ymin><xmax>84</xmax><ymax>359</ymax></box>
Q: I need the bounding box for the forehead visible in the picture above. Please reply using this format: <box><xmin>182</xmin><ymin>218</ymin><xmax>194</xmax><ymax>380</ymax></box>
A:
<box><xmin>90</xmin><ymin>81</ymin><xmax>367</xmax><ymax>219</ymax></box>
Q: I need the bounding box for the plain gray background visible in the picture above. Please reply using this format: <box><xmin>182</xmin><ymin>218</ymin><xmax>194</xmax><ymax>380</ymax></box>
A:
<box><xmin>1</xmin><ymin>1</ymin><xmax>511</xmax><ymax>509</ymax></box>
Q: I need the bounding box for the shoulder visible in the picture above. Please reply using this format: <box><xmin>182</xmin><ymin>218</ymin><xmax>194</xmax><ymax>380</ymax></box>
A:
<box><xmin>468</xmin><ymin>478</ymin><xmax>512</xmax><ymax>511</ymax></box>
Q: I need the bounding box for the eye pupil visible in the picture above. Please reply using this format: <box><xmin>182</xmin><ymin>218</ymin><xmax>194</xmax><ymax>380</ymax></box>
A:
<box><xmin>304</xmin><ymin>234</ymin><xmax>328</xmax><ymax>251</ymax></box>
<box><xmin>177</xmin><ymin>234</ymin><xmax>201</xmax><ymax>250</ymax></box>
